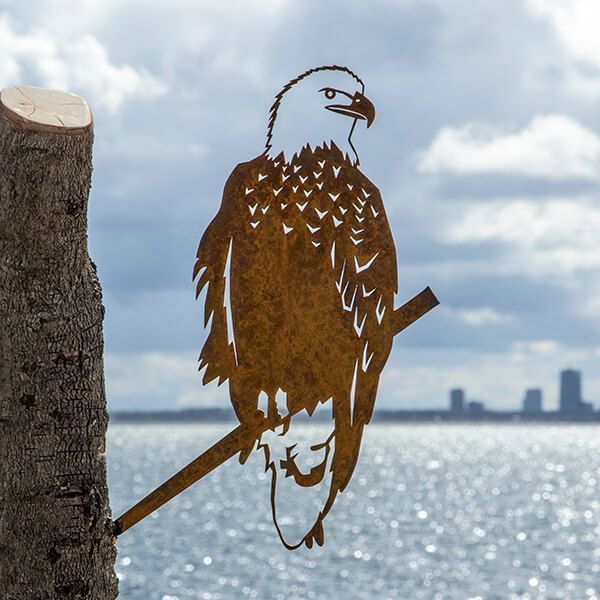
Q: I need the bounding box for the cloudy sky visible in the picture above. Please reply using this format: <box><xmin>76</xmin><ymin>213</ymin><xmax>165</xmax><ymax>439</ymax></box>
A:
<box><xmin>2</xmin><ymin>0</ymin><xmax>599</xmax><ymax>412</ymax></box>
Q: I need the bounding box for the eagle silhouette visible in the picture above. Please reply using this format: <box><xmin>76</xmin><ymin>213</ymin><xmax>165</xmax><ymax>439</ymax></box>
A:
<box><xmin>193</xmin><ymin>66</ymin><xmax>407</xmax><ymax>549</ymax></box>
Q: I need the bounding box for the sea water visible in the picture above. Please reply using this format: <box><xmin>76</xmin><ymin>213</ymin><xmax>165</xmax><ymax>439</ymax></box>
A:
<box><xmin>108</xmin><ymin>424</ymin><xmax>600</xmax><ymax>599</ymax></box>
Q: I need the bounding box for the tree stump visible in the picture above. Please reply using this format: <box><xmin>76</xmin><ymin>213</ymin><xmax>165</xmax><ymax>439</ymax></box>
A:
<box><xmin>0</xmin><ymin>86</ymin><xmax>118</xmax><ymax>599</ymax></box>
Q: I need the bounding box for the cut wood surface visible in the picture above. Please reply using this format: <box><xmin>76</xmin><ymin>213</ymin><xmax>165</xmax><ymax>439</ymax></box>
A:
<box><xmin>0</xmin><ymin>85</ymin><xmax>92</xmax><ymax>132</ymax></box>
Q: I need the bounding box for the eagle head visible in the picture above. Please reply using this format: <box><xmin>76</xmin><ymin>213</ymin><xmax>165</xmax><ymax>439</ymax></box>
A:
<box><xmin>266</xmin><ymin>65</ymin><xmax>376</xmax><ymax>164</ymax></box>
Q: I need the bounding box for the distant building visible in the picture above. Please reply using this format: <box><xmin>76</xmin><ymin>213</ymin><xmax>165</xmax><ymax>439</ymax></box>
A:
<box><xmin>560</xmin><ymin>369</ymin><xmax>581</xmax><ymax>412</ymax></box>
<box><xmin>523</xmin><ymin>388</ymin><xmax>542</xmax><ymax>413</ymax></box>
<box><xmin>559</xmin><ymin>369</ymin><xmax>593</xmax><ymax>413</ymax></box>
<box><xmin>468</xmin><ymin>400</ymin><xmax>484</xmax><ymax>413</ymax></box>
<box><xmin>450</xmin><ymin>388</ymin><xmax>465</xmax><ymax>413</ymax></box>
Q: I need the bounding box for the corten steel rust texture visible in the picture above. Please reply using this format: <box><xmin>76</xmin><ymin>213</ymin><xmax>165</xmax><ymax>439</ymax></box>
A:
<box><xmin>114</xmin><ymin>65</ymin><xmax>439</xmax><ymax>549</ymax></box>
<box><xmin>113</xmin><ymin>288</ymin><xmax>437</xmax><ymax>538</ymax></box>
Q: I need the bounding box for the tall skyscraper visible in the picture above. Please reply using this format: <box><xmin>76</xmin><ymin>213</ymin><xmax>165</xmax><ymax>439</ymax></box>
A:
<box><xmin>450</xmin><ymin>388</ymin><xmax>465</xmax><ymax>413</ymax></box>
<box><xmin>523</xmin><ymin>389</ymin><xmax>542</xmax><ymax>413</ymax></box>
<box><xmin>560</xmin><ymin>369</ymin><xmax>582</xmax><ymax>412</ymax></box>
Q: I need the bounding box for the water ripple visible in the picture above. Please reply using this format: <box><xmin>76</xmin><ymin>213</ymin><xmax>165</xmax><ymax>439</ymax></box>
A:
<box><xmin>108</xmin><ymin>424</ymin><xmax>600</xmax><ymax>599</ymax></box>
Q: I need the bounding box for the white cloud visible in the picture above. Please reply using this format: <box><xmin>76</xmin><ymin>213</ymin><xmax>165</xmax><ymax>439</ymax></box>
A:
<box><xmin>441</xmin><ymin>198</ymin><xmax>600</xmax><ymax>277</ymax></box>
<box><xmin>418</xmin><ymin>115</ymin><xmax>600</xmax><ymax>180</ymax></box>
<box><xmin>0</xmin><ymin>16</ymin><xmax>166</xmax><ymax>112</ymax></box>
<box><xmin>78</xmin><ymin>0</ymin><xmax>294</xmax><ymax>91</ymax></box>
<box><xmin>527</xmin><ymin>0</ymin><xmax>600</xmax><ymax>67</ymax></box>
<box><xmin>105</xmin><ymin>351</ymin><xmax>229</xmax><ymax>411</ymax></box>
<box><xmin>525</xmin><ymin>0</ymin><xmax>600</xmax><ymax>98</ymax></box>
<box><xmin>510</xmin><ymin>339</ymin><xmax>562</xmax><ymax>360</ymax></box>
<box><xmin>452</xmin><ymin>307</ymin><xmax>512</xmax><ymax>327</ymax></box>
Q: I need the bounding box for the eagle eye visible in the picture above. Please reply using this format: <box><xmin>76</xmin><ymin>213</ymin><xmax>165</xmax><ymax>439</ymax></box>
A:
<box><xmin>323</xmin><ymin>89</ymin><xmax>336</xmax><ymax>100</ymax></box>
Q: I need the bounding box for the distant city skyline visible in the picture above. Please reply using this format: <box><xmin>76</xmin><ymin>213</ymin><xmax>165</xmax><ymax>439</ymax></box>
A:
<box><xmin>448</xmin><ymin>368</ymin><xmax>597</xmax><ymax>415</ymax></box>
<box><xmin>111</xmin><ymin>366</ymin><xmax>600</xmax><ymax>420</ymax></box>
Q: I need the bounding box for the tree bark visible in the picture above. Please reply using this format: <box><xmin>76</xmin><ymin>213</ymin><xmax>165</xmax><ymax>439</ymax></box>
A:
<box><xmin>0</xmin><ymin>86</ymin><xmax>118</xmax><ymax>599</ymax></box>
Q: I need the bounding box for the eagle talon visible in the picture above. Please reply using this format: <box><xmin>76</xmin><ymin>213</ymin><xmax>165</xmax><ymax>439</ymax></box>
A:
<box><xmin>279</xmin><ymin>414</ymin><xmax>292</xmax><ymax>436</ymax></box>
<box><xmin>304</xmin><ymin>520</ymin><xmax>325</xmax><ymax>548</ymax></box>
<box><xmin>238</xmin><ymin>443</ymin><xmax>255</xmax><ymax>465</ymax></box>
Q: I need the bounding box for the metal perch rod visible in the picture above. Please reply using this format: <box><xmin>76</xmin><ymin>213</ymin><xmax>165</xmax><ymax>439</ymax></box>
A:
<box><xmin>113</xmin><ymin>286</ymin><xmax>439</xmax><ymax>535</ymax></box>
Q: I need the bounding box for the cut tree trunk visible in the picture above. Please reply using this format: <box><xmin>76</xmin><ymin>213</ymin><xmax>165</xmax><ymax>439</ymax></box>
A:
<box><xmin>0</xmin><ymin>86</ymin><xmax>118</xmax><ymax>599</ymax></box>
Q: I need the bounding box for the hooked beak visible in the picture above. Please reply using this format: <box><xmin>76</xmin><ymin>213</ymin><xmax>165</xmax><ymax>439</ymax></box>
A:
<box><xmin>325</xmin><ymin>92</ymin><xmax>375</xmax><ymax>128</ymax></box>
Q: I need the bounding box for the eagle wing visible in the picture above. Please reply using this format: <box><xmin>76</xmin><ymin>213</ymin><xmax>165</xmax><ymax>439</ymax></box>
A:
<box><xmin>193</xmin><ymin>164</ymin><xmax>248</xmax><ymax>385</ymax></box>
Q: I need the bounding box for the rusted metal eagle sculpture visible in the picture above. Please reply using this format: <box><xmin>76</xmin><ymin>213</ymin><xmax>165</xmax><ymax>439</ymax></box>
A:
<box><xmin>114</xmin><ymin>66</ymin><xmax>438</xmax><ymax>549</ymax></box>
